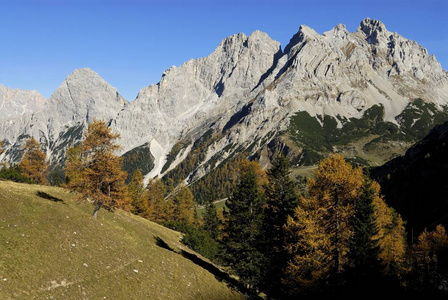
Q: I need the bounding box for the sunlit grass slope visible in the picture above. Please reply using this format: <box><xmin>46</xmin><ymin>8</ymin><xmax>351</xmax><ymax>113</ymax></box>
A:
<box><xmin>0</xmin><ymin>180</ymin><xmax>242</xmax><ymax>299</ymax></box>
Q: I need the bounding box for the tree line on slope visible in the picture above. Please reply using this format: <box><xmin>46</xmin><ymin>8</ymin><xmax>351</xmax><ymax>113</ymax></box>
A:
<box><xmin>222</xmin><ymin>154</ymin><xmax>448</xmax><ymax>298</ymax></box>
<box><xmin>1</xmin><ymin>120</ymin><xmax>448</xmax><ymax>298</ymax></box>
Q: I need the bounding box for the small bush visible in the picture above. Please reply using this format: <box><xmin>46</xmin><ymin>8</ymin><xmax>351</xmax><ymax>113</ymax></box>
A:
<box><xmin>164</xmin><ymin>221</ymin><xmax>221</xmax><ymax>263</ymax></box>
<box><xmin>0</xmin><ymin>166</ymin><xmax>33</xmax><ymax>184</ymax></box>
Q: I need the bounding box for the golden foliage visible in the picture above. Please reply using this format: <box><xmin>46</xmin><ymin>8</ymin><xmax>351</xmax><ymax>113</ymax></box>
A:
<box><xmin>128</xmin><ymin>169</ymin><xmax>149</xmax><ymax>216</ymax></box>
<box><xmin>283</xmin><ymin>154</ymin><xmax>407</xmax><ymax>292</ymax></box>
<box><xmin>146</xmin><ymin>179</ymin><xmax>169</xmax><ymax>223</ymax></box>
<box><xmin>372</xmin><ymin>188</ymin><xmax>407</xmax><ymax>276</ymax></box>
<box><xmin>411</xmin><ymin>224</ymin><xmax>448</xmax><ymax>287</ymax></box>
<box><xmin>64</xmin><ymin>120</ymin><xmax>129</xmax><ymax>217</ymax></box>
<box><xmin>18</xmin><ymin>137</ymin><xmax>48</xmax><ymax>184</ymax></box>
<box><xmin>171</xmin><ymin>184</ymin><xmax>195</xmax><ymax>224</ymax></box>
<box><xmin>284</xmin><ymin>155</ymin><xmax>363</xmax><ymax>291</ymax></box>
<box><xmin>145</xmin><ymin>179</ymin><xmax>196</xmax><ymax>225</ymax></box>
<box><xmin>414</xmin><ymin>224</ymin><xmax>448</xmax><ymax>255</ymax></box>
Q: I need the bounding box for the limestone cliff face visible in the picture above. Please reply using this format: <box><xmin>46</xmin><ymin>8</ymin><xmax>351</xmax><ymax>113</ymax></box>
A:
<box><xmin>46</xmin><ymin>68</ymin><xmax>127</xmax><ymax>127</ymax></box>
<box><xmin>0</xmin><ymin>85</ymin><xmax>46</xmax><ymax>143</ymax></box>
<box><xmin>110</xmin><ymin>30</ymin><xmax>281</xmax><ymax>176</ymax></box>
<box><xmin>0</xmin><ymin>68</ymin><xmax>127</xmax><ymax>165</ymax></box>
<box><xmin>0</xmin><ymin>18</ymin><xmax>447</xmax><ymax>184</ymax></box>
<box><xmin>188</xmin><ymin>18</ymin><xmax>448</xmax><ymax>180</ymax></box>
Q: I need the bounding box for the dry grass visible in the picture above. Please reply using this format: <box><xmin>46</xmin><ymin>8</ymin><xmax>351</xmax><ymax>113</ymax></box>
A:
<box><xmin>0</xmin><ymin>181</ymin><xmax>242</xmax><ymax>299</ymax></box>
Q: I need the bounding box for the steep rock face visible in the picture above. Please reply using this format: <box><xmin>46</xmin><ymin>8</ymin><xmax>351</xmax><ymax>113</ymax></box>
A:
<box><xmin>45</xmin><ymin>68</ymin><xmax>127</xmax><ymax>134</ymax></box>
<box><xmin>188</xmin><ymin>18</ymin><xmax>448</xmax><ymax>180</ymax></box>
<box><xmin>271</xmin><ymin>18</ymin><xmax>447</xmax><ymax>122</ymax></box>
<box><xmin>0</xmin><ymin>85</ymin><xmax>46</xmax><ymax>121</ymax></box>
<box><xmin>1</xmin><ymin>68</ymin><xmax>127</xmax><ymax>168</ymax></box>
<box><xmin>0</xmin><ymin>86</ymin><xmax>46</xmax><ymax>146</ymax></box>
<box><xmin>111</xmin><ymin>30</ymin><xmax>282</xmax><ymax>176</ymax></box>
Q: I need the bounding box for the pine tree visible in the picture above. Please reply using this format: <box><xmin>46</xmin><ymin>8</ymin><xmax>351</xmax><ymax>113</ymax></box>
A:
<box><xmin>203</xmin><ymin>199</ymin><xmax>220</xmax><ymax>240</ymax></box>
<box><xmin>261</xmin><ymin>154</ymin><xmax>299</xmax><ymax>296</ymax></box>
<box><xmin>19</xmin><ymin>137</ymin><xmax>48</xmax><ymax>184</ymax></box>
<box><xmin>222</xmin><ymin>162</ymin><xmax>266</xmax><ymax>293</ymax></box>
<box><xmin>347</xmin><ymin>178</ymin><xmax>382</xmax><ymax>288</ymax></box>
<box><xmin>64</xmin><ymin>120</ymin><xmax>129</xmax><ymax>218</ymax></box>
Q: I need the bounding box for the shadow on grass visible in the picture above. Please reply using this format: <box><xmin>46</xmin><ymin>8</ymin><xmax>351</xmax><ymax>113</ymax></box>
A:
<box><xmin>154</xmin><ymin>236</ymin><xmax>255</xmax><ymax>297</ymax></box>
<box><xmin>36</xmin><ymin>191</ymin><xmax>64</xmax><ymax>203</ymax></box>
<box><xmin>180</xmin><ymin>250</ymin><xmax>254</xmax><ymax>297</ymax></box>
<box><xmin>154</xmin><ymin>236</ymin><xmax>175</xmax><ymax>252</ymax></box>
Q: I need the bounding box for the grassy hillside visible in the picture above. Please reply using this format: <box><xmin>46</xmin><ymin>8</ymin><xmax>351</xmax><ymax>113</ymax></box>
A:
<box><xmin>0</xmin><ymin>181</ymin><xmax>242</xmax><ymax>300</ymax></box>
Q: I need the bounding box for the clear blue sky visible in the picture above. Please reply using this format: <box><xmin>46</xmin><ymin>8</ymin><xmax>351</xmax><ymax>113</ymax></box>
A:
<box><xmin>1</xmin><ymin>0</ymin><xmax>447</xmax><ymax>100</ymax></box>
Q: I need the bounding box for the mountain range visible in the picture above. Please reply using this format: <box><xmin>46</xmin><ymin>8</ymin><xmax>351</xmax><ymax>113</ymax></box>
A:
<box><xmin>1</xmin><ymin>17</ymin><xmax>447</xmax><ymax>192</ymax></box>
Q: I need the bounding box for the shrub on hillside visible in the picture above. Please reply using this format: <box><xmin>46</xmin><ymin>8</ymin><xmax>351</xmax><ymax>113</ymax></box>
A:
<box><xmin>0</xmin><ymin>166</ymin><xmax>34</xmax><ymax>184</ymax></box>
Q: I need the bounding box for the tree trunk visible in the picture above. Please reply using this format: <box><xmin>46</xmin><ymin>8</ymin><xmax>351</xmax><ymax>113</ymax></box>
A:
<box><xmin>92</xmin><ymin>201</ymin><xmax>102</xmax><ymax>219</ymax></box>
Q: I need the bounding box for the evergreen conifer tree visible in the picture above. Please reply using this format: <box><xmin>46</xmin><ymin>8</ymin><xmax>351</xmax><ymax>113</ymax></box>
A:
<box><xmin>203</xmin><ymin>199</ymin><xmax>220</xmax><ymax>240</ymax></box>
<box><xmin>261</xmin><ymin>154</ymin><xmax>299</xmax><ymax>296</ymax></box>
<box><xmin>222</xmin><ymin>162</ymin><xmax>266</xmax><ymax>293</ymax></box>
<box><xmin>347</xmin><ymin>177</ymin><xmax>382</xmax><ymax>288</ymax></box>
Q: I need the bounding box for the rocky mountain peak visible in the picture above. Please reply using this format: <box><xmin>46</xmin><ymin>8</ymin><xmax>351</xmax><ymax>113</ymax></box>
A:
<box><xmin>47</xmin><ymin>68</ymin><xmax>127</xmax><ymax>125</ymax></box>
<box><xmin>323</xmin><ymin>24</ymin><xmax>349</xmax><ymax>41</ymax></box>
<box><xmin>284</xmin><ymin>25</ymin><xmax>322</xmax><ymax>56</ymax></box>
<box><xmin>358</xmin><ymin>17</ymin><xmax>388</xmax><ymax>45</ymax></box>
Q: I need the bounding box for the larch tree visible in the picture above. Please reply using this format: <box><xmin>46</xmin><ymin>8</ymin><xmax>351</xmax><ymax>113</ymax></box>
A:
<box><xmin>283</xmin><ymin>154</ymin><xmax>364</xmax><ymax>293</ymax></box>
<box><xmin>261</xmin><ymin>154</ymin><xmax>299</xmax><ymax>296</ymax></box>
<box><xmin>307</xmin><ymin>154</ymin><xmax>364</xmax><ymax>278</ymax></box>
<box><xmin>64</xmin><ymin>119</ymin><xmax>129</xmax><ymax>218</ymax></box>
<box><xmin>283</xmin><ymin>154</ymin><xmax>408</xmax><ymax>295</ymax></box>
<box><xmin>146</xmin><ymin>178</ymin><xmax>170</xmax><ymax>223</ymax></box>
<box><xmin>283</xmin><ymin>195</ymin><xmax>333</xmax><ymax>294</ymax></box>
<box><xmin>128</xmin><ymin>169</ymin><xmax>149</xmax><ymax>216</ymax></box>
<box><xmin>372</xmin><ymin>191</ymin><xmax>407</xmax><ymax>277</ymax></box>
<box><xmin>170</xmin><ymin>184</ymin><xmax>195</xmax><ymax>224</ymax></box>
<box><xmin>19</xmin><ymin>137</ymin><xmax>48</xmax><ymax>184</ymax></box>
<box><xmin>411</xmin><ymin>224</ymin><xmax>448</xmax><ymax>290</ymax></box>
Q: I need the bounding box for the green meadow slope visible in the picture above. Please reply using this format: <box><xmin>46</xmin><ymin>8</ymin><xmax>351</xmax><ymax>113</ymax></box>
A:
<box><xmin>0</xmin><ymin>181</ymin><xmax>242</xmax><ymax>300</ymax></box>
